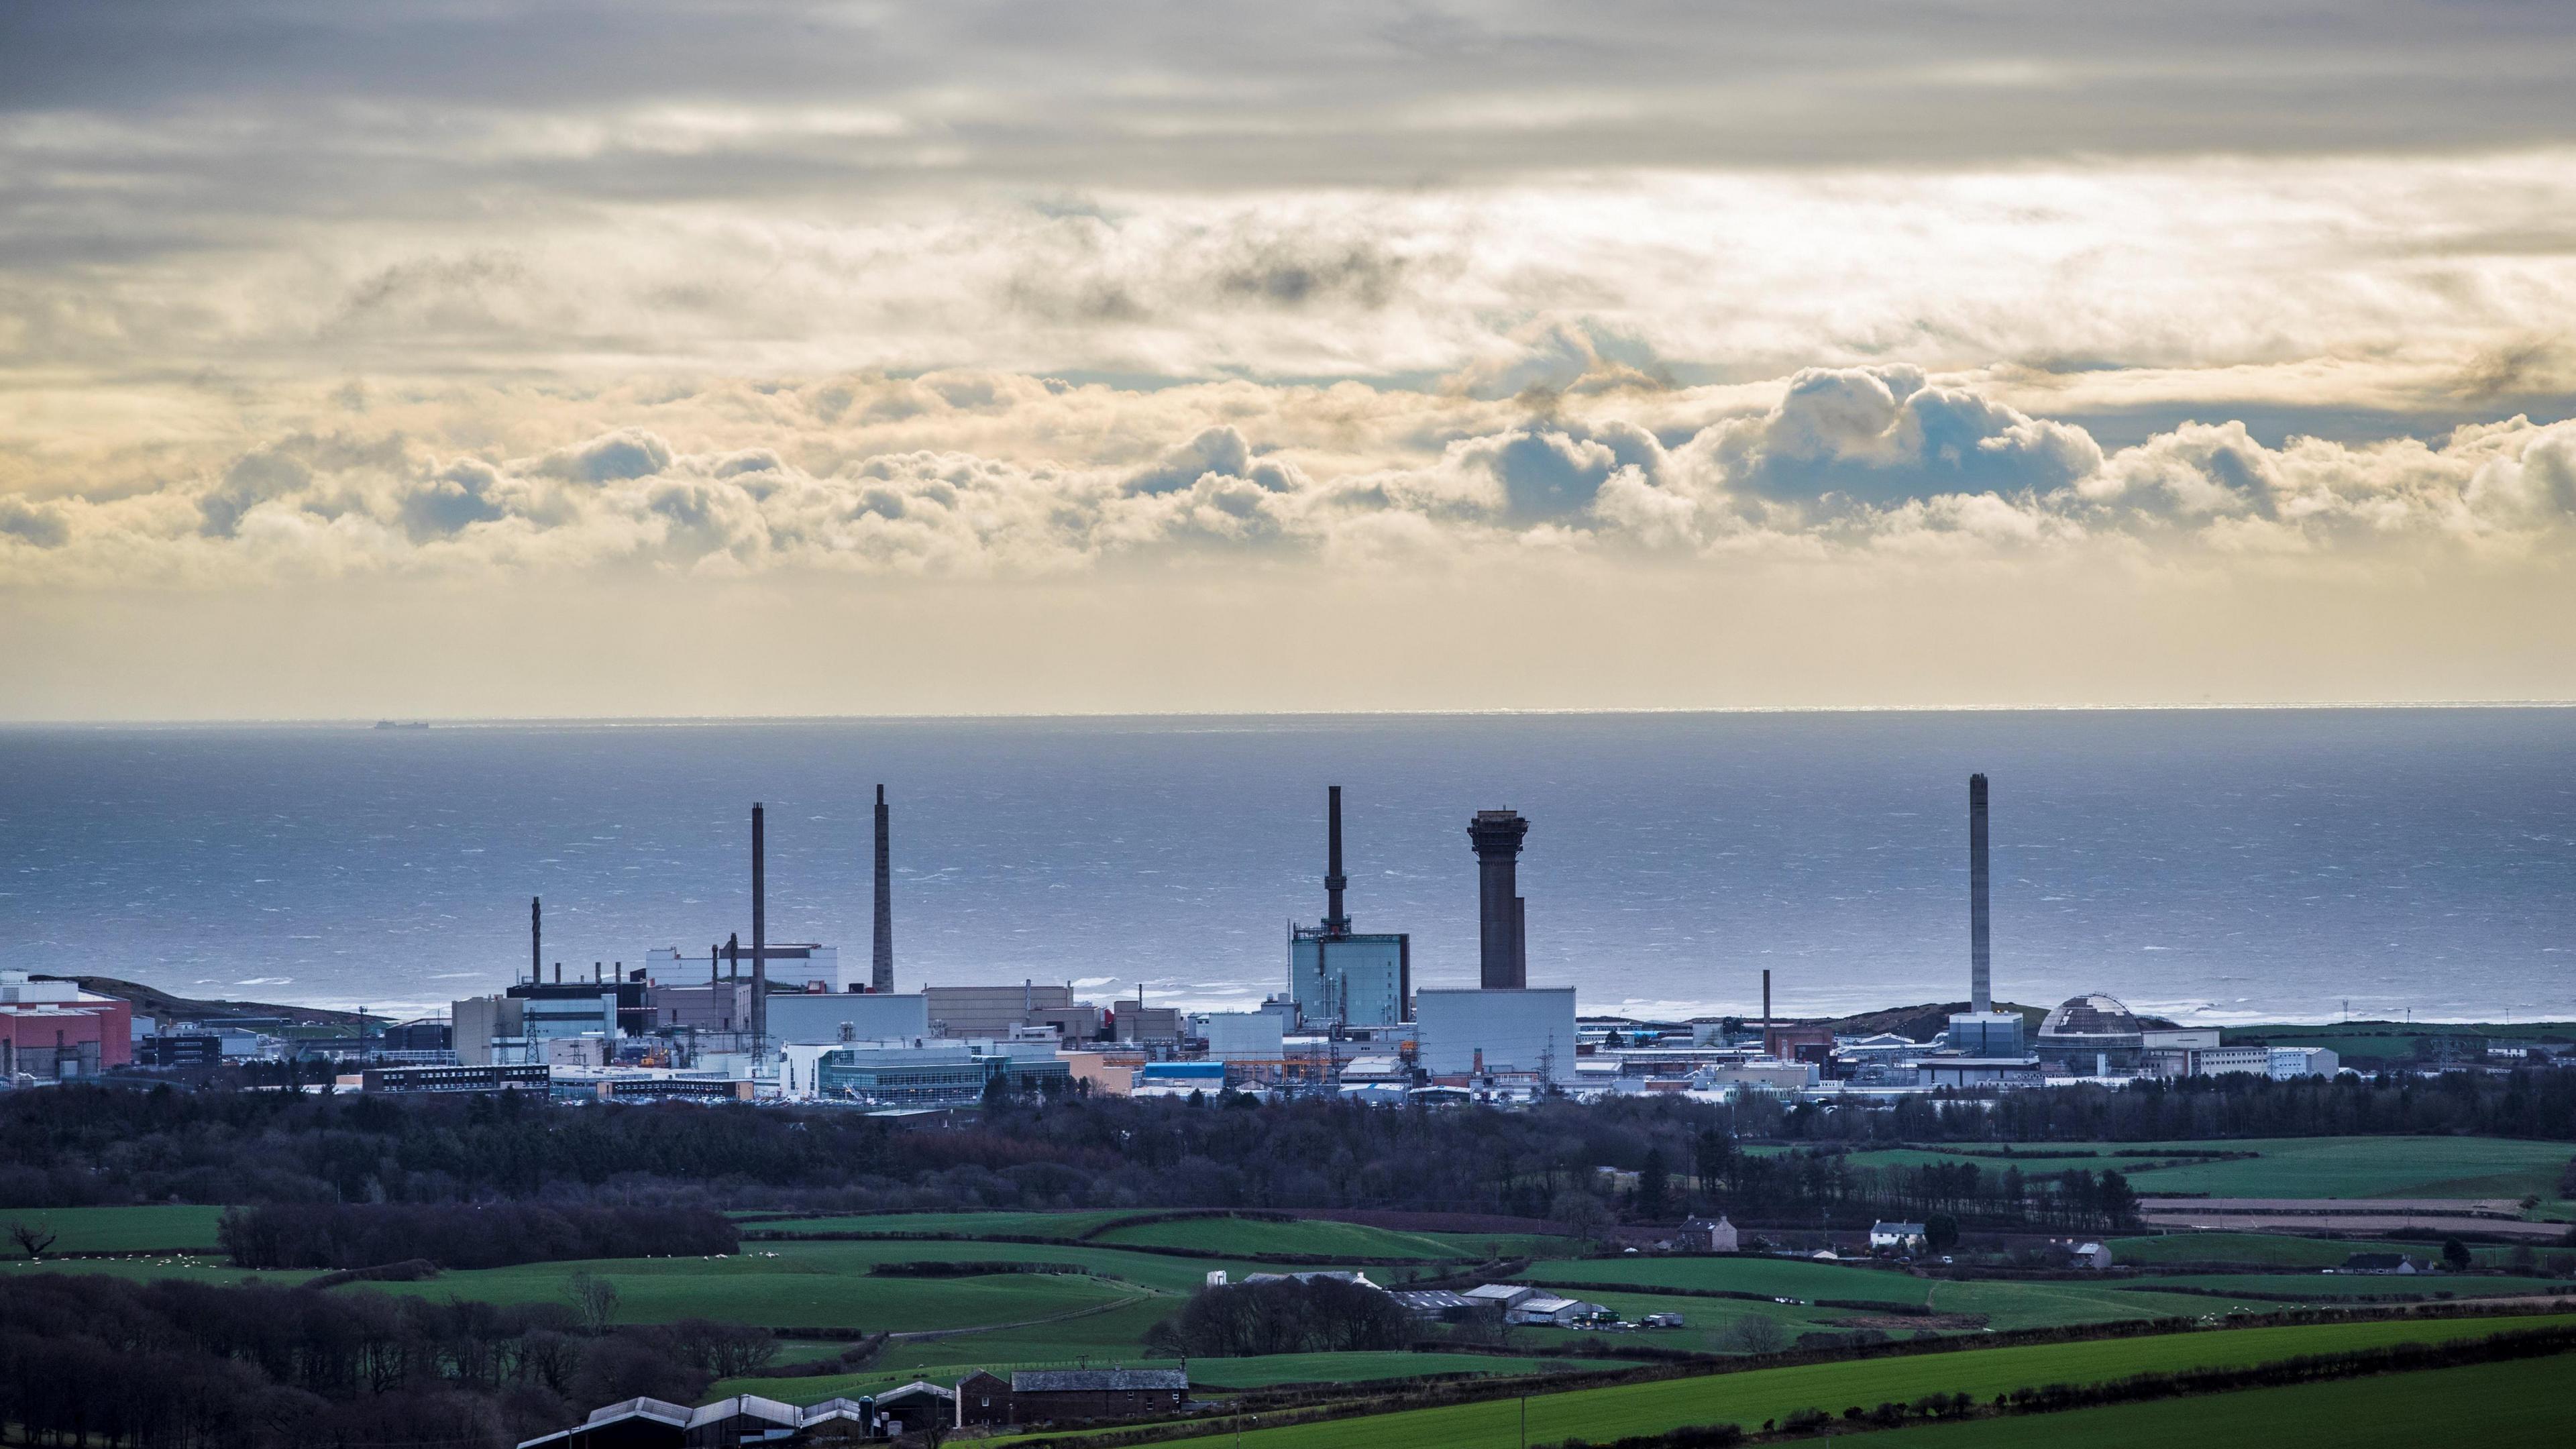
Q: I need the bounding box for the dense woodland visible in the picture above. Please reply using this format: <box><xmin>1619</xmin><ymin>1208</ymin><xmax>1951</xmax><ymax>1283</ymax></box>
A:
<box><xmin>0</xmin><ymin>1275</ymin><xmax>752</xmax><ymax>1448</ymax></box>
<box><xmin>1</xmin><ymin>1069</ymin><xmax>2569</xmax><ymax>1228</ymax></box>
<box><xmin>218</xmin><ymin>1202</ymin><xmax>739</xmax><ymax>1270</ymax></box>
<box><xmin>1142</xmin><ymin>1275</ymin><xmax>1418</xmax><ymax>1357</ymax></box>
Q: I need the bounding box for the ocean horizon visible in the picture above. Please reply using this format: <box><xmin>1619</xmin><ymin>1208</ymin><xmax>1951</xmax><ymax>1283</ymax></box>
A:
<box><xmin>5</xmin><ymin>707</ymin><xmax>2571</xmax><ymax>1027</ymax></box>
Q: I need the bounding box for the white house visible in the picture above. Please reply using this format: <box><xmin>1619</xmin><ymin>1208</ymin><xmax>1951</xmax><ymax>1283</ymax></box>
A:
<box><xmin>1869</xmin><ymin>1221</ymin><xmax>1927</xmax><ymax>1253</ymax></box>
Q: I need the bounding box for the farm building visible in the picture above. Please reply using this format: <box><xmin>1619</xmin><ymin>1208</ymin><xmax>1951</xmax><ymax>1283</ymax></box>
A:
<box><xmin>1393</xmin><ymin>1288</ymin><xmax>1478</xmax><ymax>1320</ymax></box>
<box><xmin>515</xmin><ymin>1391</ymin><xmax>914</xmax><ymax>1449</ymax></box>
<box><xmin>2339</xmin><ymin>1253</ymin><xmax>2421</xmax><ymax>1275</ymax></box>
<box><xmin>957</xmin><ymin>1368</ymin><xmax>1190</xmax><ymax>1426</ymax></box>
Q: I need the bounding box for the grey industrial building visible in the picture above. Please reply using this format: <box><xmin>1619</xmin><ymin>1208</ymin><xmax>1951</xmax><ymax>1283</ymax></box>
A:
<box><xmin>1288</xmin><ymin>787</ymin><xmax>1411</xmax><ymax>1029</ymax></box>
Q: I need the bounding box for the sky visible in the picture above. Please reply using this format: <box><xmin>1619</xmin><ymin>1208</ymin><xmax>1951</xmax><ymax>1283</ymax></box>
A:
<box><xmin>3</xmin><ymin>1</ymin><xmax>2575</xmax><ymax>719</ymax></box>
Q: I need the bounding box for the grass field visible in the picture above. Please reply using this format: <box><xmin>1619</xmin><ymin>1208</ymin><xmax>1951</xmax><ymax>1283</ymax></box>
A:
<box><xmin>2108</xmin><ymin>1272</ymin><xmax>2568</xmax><ymax>1301</ymax></box>
<box><xmin>1745</xmin><ymin>1136</ymin><xmax>2570</xmax><ymax>1201</ymax></box>
<box><xmin>2110</xmin><ymin>1234</ymin><xmax>2556</xmax><ymax>1270</ymax></box>
<box><xmin>0</xmin><ymin>1254</ymin><xmax>313</xmax><ymax>1289</ymax></box>
<box><xmin>1140</xmin><ymin>1313</ymin><xmax>2576</xmax><ymax>1449</ymax></box>
<box><xmin>0</xmin><ymin>1204</ymin><xmax>229</xmax><ymax>1254</ymax></box>
<box><xmin>741</xmin><ymin>1211</ymin><xmax>1140</xmax><ymax>1239</ymax></box>
<box><xmin>1087</xmin><ymin>1216</ymin><xmax>1543</xmax><ymax>1260</ymax></box>
<box><xmin>2113</xmin><ymin>1138</ymin><xmax>2573</xmax><ymax>1200</ymax></box>
<box><xmin>714</xmin><ymin>1351</ymin><xmax>1644</xmax><ymax>1404</ymax></box>
<box><xmin>1837</xmin><ymin>1350</ymin><xmax>2571</xmax><ymax>1447</ymax></box>
<box><xmin>337</xmin><ymin>1247</ymin><xmax>1145</xmax><ymax>1332</ymax></box>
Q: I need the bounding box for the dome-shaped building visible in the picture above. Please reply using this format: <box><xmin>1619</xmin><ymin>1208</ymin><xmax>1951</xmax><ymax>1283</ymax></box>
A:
<box><xmin>2035</xmin><ymin>993</ymin><xmax>2145</xmax><ymax>1076</ymax></box>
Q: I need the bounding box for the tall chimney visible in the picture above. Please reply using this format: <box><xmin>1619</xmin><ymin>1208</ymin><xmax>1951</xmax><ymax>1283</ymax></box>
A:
<box><xmin>530</xmin><ymin>896</ymin><xmax>541</xmax><ymax>984</ymax></box>
<box><xmin>1466</xmin><ymin>809</ymin><xmax>1530</xmax><ymax>989</ymax></box>
<box><xmin>726</xmin><ymin>932</ymin><xmax>739</xmax><ymax>981</ymax></box>
<box><xmin>1761</xmin><ymin>968</ymin><xmax>1772</xmax><ymax>1053</ymax></box>
<box><xmin>872</xmin><ymin>784</ymin><xmax>894</xmax><ymax>993</ymax></box>
<box><xmin>1324</xmin><ymin>786</ymin><xmax>1350</xmax><ymax>936</ymax></box>
<box><xmin>1970</xmin><ymin>773</ymin><xmax>1992</xmax><ymax>1014</ymax></box>
<box><xmin>751</xmin><ymin>802</ymin><xmax>767</xmax><ymax>1048</ymax></box>
<box><xmin>710</xmin><ymin>943</ymin><xmax>718</xmax><ymax>991</ymax></box>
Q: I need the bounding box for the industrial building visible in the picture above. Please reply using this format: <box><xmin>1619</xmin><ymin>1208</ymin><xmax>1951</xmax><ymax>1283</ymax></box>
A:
<box><xmin>2035</xmin><ymin>994</ymin><xmax>2147</xmax><ymax>1076</ymax></box>
<box><xmin>1415</xmin><ymin>987</ymin><xmax>1577</xmax><ymax>1080</ymax></box>
<box><xmin>1288</xmin><ymin>787</ymin><xmax>1412</xmax><ymax>1029</ymax></box>
<box><xmin>924</xmin><ymin>983</ymin><xmax>1075</xmax><ymax>1038</ymax></box>
<box><xmin>0</xmin><ymin>971</ymin><xmax>133</xmax><ymax>1079</ymax></box>
<box><xmin>802</xmin><ymin>1038</ymin><xmax>1070</xmax><ymax>1104</ymax></box>
<box><xmin>766</xmin><ymin>990</ymin><xmax>929</xmax><ymax>1046</ymax></box>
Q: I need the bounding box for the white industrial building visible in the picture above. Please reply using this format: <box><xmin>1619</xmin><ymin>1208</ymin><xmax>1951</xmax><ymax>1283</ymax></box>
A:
<box><xmin>1415</xmin><ymin>987</ymin><xmax>1578</xmax><ymax>1081</ymax></box>
<box><xmin>765</xmin><ymin>991</ymin><xmax>930</xmax><ymax>1046</ymax></box>
<box><xmin>1201</xmin><ymin>1010</ymin><xmax>1287</xmax><ymax>1061</ymax></box>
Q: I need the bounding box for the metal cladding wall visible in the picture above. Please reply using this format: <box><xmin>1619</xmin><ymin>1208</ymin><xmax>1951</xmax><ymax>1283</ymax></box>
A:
<box><xmin>1289</xmin><ymin>933</ymin><xmax>1407</xmax><ymax>1027</ymax></box>
<box><xmin>1203</xmin><ymin>1010</ymin><xmax>1287</xmax><ymax>1059</ymax></box>
<box><xmin>1415</xmin><ymin>987</ymin><xmax>1577</xmax><ymax>1080</ymax></box>
<box><xmin>765</xmin><ymin>991</ymin><xmax>930</xmax><ymax>1045</ymax></box>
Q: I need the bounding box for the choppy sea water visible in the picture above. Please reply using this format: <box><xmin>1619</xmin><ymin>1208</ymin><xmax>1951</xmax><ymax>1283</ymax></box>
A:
<box><xmin>2</xmin><ymin>710</ymin><xmax>2571</xmax><ymax>1025</ymax></box>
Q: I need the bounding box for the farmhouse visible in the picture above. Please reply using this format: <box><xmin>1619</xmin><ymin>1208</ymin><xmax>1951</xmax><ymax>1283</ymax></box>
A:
<box><xmin>2339</xmin><ymin>1253</ymin><xmax>2421</xmax><ymax>1275</ymax></box>
<box><xmin>1678</xmin><ymin>1214</ymin><xmax>1739</xmax><ymax>1252</ymax></box>
<box><xmin>1870</xmin><ymin>1220</ymin><xmax>1928</xmax><ymax>1253</ymax></box>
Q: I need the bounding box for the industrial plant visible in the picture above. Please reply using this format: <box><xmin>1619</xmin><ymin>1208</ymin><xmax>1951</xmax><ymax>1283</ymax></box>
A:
<box><xmin>34</xmin><ymin>773</ymin><xmax>2365</xmax><ymax>1102</ymax></box>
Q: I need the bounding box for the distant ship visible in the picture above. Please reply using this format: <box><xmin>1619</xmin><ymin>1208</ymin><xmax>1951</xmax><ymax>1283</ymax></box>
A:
<box><xmin>372</xmin><ymin>720</ymin><xmax>431</xmax><ymax>730</ymax></box>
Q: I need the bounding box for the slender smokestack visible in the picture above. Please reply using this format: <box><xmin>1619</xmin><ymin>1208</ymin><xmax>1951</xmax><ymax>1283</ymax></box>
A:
<box><xmin>751</xmin><ymin>802</ymin><xmax>767</xmax><ymax>1049</ymax></box>
<box><xmin>726</xmin><ymin>932</ymin><xmax>739</xmax><ymax>981</ymax></box>
<box><xmin>1970</xmin><ymin>773</ymin><xmax>1991</xmax><ymax>1015</ymax></box>
<box><xmin>710</xmin><ymin>944</ymin><xmax>718</xmax><ymax>991</ymax></box>
<box><xmin>530</xmin><ymin>897</ymin><xmax>541</xmax><ymax>984</ymax></box>
<box><xmin>1762</xmin><ymin>968</ymin><xmax>1772</xmax><ymax>1051</ymax></box>
<box><xmin>872</xmin><ymin>784</ymin><xmax>894</xmax><ymax>993</ymax></box>
<box><xmin>1466</xmin><ymin>810</ymin><xmax>1530</xmax><ymax>989</ymax></box>
<box><xmin>1324</xmin><ymin>786</ymin><xmax>1349</xmax><ymax>936</ymax></box>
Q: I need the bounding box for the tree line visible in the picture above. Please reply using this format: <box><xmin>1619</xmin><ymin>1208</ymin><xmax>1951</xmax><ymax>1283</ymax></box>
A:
<box><xmin>0</xmin><ymin>1273</ymin><xmax>775</xmax><ymax>1448</ymax></box>
<box><xmin>217</xmin><ymin>1201</ymin><xmax>738</xmax><ymax>1270</ymax></box>
<box><xmin>2</xmin><ymin>1069</ymin><xmax>2567</xmax><ymax>1228</ymax></box>
<box><xmin>1142</xmin><ymin>1276</ymin><xmax>1417</xmax><ymax>1358</ymax></box>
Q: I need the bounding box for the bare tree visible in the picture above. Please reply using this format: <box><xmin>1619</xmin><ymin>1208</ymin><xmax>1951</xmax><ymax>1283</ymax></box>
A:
<box><xmin>7</xmin><ymin>1222</ymin><xmax>58</xmax><ymax>1260</ymax></box>
<box><xmin>566</xmin><ymin>1270</ymin><xmax>620</xmax><ymax>1335</ymax></box>
<box><xmin>1729</xmin><ymin>1315</ymin><xmax>1790</xmax><ymax>1355</ymax></box>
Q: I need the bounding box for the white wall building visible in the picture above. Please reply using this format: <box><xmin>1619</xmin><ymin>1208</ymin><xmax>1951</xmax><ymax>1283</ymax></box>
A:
<box><xmin>765</xmin><ymin>991</ymin><xmax>930</xmax><ymax>1046</ymax></box>
<box><xmin>1414</xmin><ymin>987</ymin><xmax>1577</xmax><ymax>1081</ymax></box>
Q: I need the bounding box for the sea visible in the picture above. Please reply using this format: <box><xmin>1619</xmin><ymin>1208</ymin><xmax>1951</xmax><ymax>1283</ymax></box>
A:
<box><xmin>2</xmin><ymin>710</ymin><xmax>2571</xmax><ymax>1026</ymax></box>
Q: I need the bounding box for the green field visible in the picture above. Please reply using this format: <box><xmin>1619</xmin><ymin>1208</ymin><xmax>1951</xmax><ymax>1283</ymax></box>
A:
<box><xmin>1748</xmin><ymin>1137</ymin><xmax>2570</xmax><ymax>1200</ymax></box>
<box><xmin>741</xmin><ymin>1210</ymin><xmax>1139</xmax><ymax>1240</ymax></box>
<box><xmin>1839</xmin><ymin>1350</ymin><xmax>2569</xmax><ymax>1447</ymax></box>
<box><xmin>0</xmin><ymin>1254</ymin><xmax>313</xmax><ymax>1290</ymax></box>
<box><xmin>715</xmin><ymin>1350</ymin><xmax>1642</xmax><ymax>1404</ymax></box>
<box><xmin>2109</xmin><ymin>1234</ymin><xmax>2555</xmax><ymax>1270</ymax></box>
<box><xmin>0</xmin><ymin>1204</ymin><xmax>229</xmax><ymax>1254</ymax></box>
<box><xmin>1143</xmin><ymin>1314</ymin><xmax>2576</xmax><ymax>1449</ymax></box>
<box><xmin>2109</xmin><ymin>1273</ymin><xmax>2567</xmax><ymax>1301</ymax></box>
<box><xmin>1088</xmin><ymin>1216</ymin><xmax>1543</xmax><ymax>1261</ymax></box>
<box><xmin>2114</xmin><ymin>1138</ymin><xmax>2573</xmax><ymax>1200</ymax></box>
<box><xmin>337</xmin><ymin>1247</ymin><xmax>1146</xmax><ymax>1332</ymax></box>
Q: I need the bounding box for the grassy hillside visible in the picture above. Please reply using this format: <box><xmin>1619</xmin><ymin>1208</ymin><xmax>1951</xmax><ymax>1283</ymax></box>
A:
<box><xmin>1143</xmin><ymin>1314</ymin><xmax>2576</xmax><ymax>1449</ymax></box>
<box><xmin>1835</xmin><ymin>1349</ymin><xmax>2570</xmax><ymax>1446</ymax></box>
<box><xmin>715</xmin><ymin>1351</ymin><xmax>1644</xmax><ymax>1404</ymax></box>
<box><xmin>0</xmin><ymin>1203</ymin><xmax>227</xmax><ymax>1254</ymax></box>
<box><xmin>1087</xmin><ymin>1216</ymin><xmax>1538</xmax><ymax>1260</ymax></box>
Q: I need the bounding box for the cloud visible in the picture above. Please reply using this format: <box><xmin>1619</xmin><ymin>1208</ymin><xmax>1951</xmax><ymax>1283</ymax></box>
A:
<box><xmin>5</xmin><ymin>372</ymin><xmax>2574</xmax><ymax>592</ymax></box>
